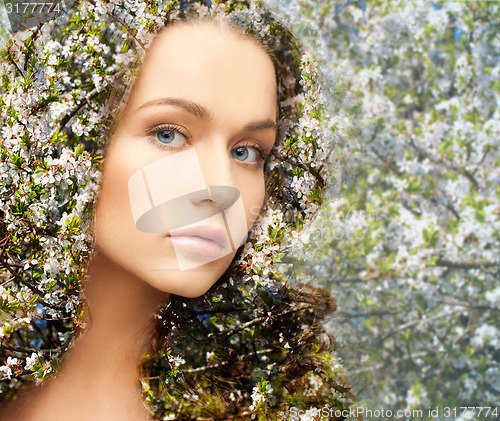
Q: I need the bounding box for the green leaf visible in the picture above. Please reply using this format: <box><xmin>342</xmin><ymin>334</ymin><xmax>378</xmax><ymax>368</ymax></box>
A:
<box><xmin>27</xmin><ymin>294</ymin><xmax>39</xmax><ymax>306</ymax></box>
<box><xmin>423</xmin><ymin>225</ymin><xmax>439</xmax><ymax>247</ymax></box>
<box><xmin>75</xmin><ymin>145</ymin><xmax>85</xmax><ymax>159</ymax></box>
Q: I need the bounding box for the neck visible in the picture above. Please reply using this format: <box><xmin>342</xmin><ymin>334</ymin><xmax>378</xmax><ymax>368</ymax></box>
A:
<box><xmin>15</xmin><ymin>252</ymin><xmax>171</xmax><ymax>421</ymax></box>
<box><xmin>68</xmin><ymin>251</ymin><xmax>170</xmax><ymax>386</ymax></box>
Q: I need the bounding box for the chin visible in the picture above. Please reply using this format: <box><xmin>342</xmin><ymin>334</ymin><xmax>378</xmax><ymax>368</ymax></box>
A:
<box><xmin>147</xmin><ymin>274</ymin><xmax>218</xmax><ymax>299</ymax></box>
<box><xmin>139</xmin><ymin>253</ymin><xmax>235</xmax><ymax>298</ymax></box>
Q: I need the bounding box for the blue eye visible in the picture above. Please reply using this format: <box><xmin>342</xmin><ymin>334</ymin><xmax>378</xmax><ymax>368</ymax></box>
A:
<box><xmin>231</xmin><ymin>146</ymin><xmax>260</xmax><ymax>163</ymax></box>
<box><xmin>156</xmin><ymin>130</ymin><xmax>188</xmax><ymax>147</ymax></box>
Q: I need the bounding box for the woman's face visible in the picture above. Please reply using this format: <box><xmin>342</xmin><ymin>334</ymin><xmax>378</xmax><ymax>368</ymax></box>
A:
<box><xmin>93</xmin><ymin>22</ymin><xmax>277</xmax><ymax>297</ymax></box>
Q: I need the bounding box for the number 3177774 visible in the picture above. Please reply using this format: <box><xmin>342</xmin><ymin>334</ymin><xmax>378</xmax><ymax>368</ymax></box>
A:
<box><xmin>4</xmin><ymin>2</ymin><xmax>61</xmax><ymax>14</ymax></box>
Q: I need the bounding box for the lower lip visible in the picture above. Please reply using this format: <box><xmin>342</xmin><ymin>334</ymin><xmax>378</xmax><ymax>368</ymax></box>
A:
<box><xmin>169</xmin><ymin>235</ymin><xmax>223</xmax><ymax>258</ymax></box>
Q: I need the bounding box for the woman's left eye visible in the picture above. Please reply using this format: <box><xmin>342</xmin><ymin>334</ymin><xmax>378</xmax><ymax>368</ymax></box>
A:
<box><xmin>231</xmin><ymin>145</ymin><xmax>263</xmax><ymax>164</ymax></box>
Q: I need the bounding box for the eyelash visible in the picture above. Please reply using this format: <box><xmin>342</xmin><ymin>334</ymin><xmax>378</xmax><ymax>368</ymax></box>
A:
<box><xmin>146</xmin><ymin>123</ymin><xmax>191</xmax><ymax>151</ymax></box>
<box><xmin>146</xmin><ymin>124</ymin><xmax>269</xmax><ymax>168</ymax></box>
<box><xmin>236</xmin><ymin>142</ymin><xmax>268</xmax><ymax>169</ymax></box>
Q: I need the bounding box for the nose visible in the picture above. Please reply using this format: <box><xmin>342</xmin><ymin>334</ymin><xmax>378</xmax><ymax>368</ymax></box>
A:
<box><xmin>161</xmin><ymin>185</ymin><xmax>240</xmax><ymax>231</ymax></box>
<box><xmin>128</xmin><ymin>144</ymin><xmax>247</xmax><ymax>235</ymax></box>
<box><xmin>192</xmin><ymin>142</ymin><xmax>239</xmax><ymax>212</ymax></box>
<box><xmin>189</xmin><ymin>186</ymin><xmax>240</xmax><ymax>213</ymax></box>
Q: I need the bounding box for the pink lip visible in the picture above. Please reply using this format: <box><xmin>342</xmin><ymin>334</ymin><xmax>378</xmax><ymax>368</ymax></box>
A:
<box><xmin>168</xmin><ymin>225</ymin><xmax>228</xmax><ymax>258</ymax></box>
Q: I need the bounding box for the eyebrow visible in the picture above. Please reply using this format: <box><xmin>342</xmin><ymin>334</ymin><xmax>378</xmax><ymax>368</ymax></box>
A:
<box><xmin>137</xmin><ymin>97</ymin><xmax>212</xmax><ymax>120</ymax></box>
<box><xmin>244</xmin><ymin>120</ymin><xmax>277</xmax><ymax>132</ymax></box>
<box><xmin>137</xmin><ymin>97</ymin><xmax>277</xmax><ymax>132</ymax></box>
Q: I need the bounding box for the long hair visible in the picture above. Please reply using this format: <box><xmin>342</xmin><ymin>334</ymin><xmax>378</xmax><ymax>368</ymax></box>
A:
<box><xmin>0</xmin><ymin>0</ymin><xmax>358</xmax><ymax>418</ymax></box>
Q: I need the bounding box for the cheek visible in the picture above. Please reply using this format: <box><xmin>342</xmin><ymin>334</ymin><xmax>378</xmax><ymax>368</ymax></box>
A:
<box><xmin>96</xmin><ymin>137</ymin><xmax>156</xmax><ymax>218</ymax></box>
<box><xmin>99</xmin><ymin>160</ymin><xmax>128</xmax><ymax>209</ymax></box>
<box><xmin>93</xmin><ymin>143</ymin><xmax>141</xmax><ymax>244</ymax></box>
<box><xmin>242</xmin><ymin>174</ymin><xmax>266</xmax><ymax>227</ymax></box>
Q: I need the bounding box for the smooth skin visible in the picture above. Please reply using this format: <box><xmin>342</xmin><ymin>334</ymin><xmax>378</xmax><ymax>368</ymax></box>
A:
<box><xmin>95</xmin><ymin>20</ymin><xmax>277</xmax><ymax>297</ymax></box>
<box><xmin>0</xmin><ymin>21</ymin><xmax>277</xmax><ymax>421</ymax></box>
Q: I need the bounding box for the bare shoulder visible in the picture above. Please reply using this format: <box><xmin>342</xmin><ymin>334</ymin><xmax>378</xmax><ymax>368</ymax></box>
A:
<box><xmin>0</xmin><ymin>386</ymin><xmax>40</xmax><ymax>421</ymax></box>
<box><xmin>0</xmin><ymin>381</ymin><xmax>153</xmax><ymax>421</ymax></box>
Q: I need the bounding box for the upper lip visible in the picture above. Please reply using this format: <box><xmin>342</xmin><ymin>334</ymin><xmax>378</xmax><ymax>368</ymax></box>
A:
<box><xmin>168</xmin><ymin>224</ymin><xmax>228</xmax><ymax>248</ymax></box>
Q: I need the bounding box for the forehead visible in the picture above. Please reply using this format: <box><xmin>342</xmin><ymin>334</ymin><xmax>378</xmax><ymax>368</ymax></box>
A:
<box><xmin>126</xmin><ymin>22</ymin><xmax>277</xmax><ymax>118</ymax></box>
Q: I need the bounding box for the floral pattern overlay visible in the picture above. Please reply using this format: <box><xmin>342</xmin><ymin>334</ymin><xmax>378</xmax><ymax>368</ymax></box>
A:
<box><xmin>0</xmin><ymin>0</ymin><xmax>358</xmax><ymax>419</ymax></box>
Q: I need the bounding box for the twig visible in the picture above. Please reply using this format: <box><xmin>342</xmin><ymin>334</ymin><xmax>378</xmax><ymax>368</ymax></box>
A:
<box><xmin>380</xmin><ymin>309</ymin><xmax>463</xmax><ymax>341</ymax></box>
<box><xmin>106</xmin><ymin>12</ymin><xmax>146</xmax><ymax>50</ymax></box>
<box><xmin>435</xmin><ymin>257</ymin><xmax>498</xmax><ymax>270</ymax></box>
<box><xmin>408</xmin><ymin>138</ymin><xmax>479</xmax><ymax>190</ymax></box>
<box><xmin>207</xmin><ymin>305</ymin><xmax>313</xmax><ymax>339</ymax></box>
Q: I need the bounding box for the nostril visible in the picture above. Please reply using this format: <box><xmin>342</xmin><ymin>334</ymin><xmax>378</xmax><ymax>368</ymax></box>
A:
<box><xmin>187</xmin><ymin>186</ymin><xmax>240</xmax><ymax>212</ymax></box>
<box><xmin>208</xmin><ymin>186</ymin><xmax>240</xmax><ymax>212</ymax></box>
<box><xmin>189</xmin><ymin>189</ymin><xmax>212</xmax><ymax>205</ymax></box>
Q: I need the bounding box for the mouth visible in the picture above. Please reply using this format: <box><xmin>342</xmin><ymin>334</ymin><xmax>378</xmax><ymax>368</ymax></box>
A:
<box><xmin>168</xmin><ymin>225</ymin><xmax>229</xmax><ymax>258</ymax></box>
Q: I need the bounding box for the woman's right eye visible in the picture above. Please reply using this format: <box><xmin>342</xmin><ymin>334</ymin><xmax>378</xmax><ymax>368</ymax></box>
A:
<box><xmin>147</xmin><ymin>124</ymin><xmax>190</xmax><ymax>150</ymax></box>
<box><xmin>156</xmin><ymin>130</ymin><xmax>187</xmax><ymax>146</ymax></box>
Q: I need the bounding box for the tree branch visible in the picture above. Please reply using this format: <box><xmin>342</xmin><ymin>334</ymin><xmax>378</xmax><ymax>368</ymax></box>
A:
<box><xmin>435</xmin><ymin>257</ymin><xmax>498</xmax><ymax>270</ymax></box>
<box><xmin>207</xmin><ymin>305</ymin><xmax>314</xmax><ymax>339</ymax></box>
<box><xmin>408</xmin><ymin>138</ymin><xmax>479</xmax><ymax>190</ymax></box>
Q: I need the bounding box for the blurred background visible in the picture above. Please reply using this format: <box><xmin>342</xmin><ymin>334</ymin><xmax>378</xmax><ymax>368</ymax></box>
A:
<box><xmin>271</xmin><ymin>0</ymin><xmax>499</xmax><ymax>419</ymax></box>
